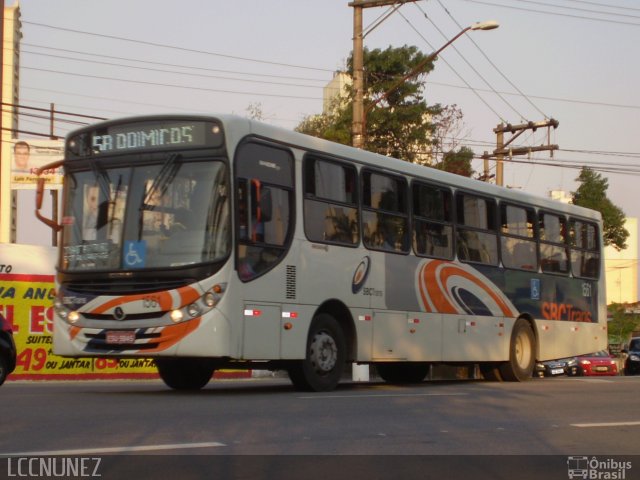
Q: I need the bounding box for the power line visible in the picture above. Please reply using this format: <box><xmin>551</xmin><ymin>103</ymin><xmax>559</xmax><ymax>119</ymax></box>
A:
<box><xmin>426</xmin><ymin>79</ymin><xmax>640</xmax><ymax>111</ymax></box>
<box><xmin>432</xmin><ymin>0</ymin><xmax>550</xmax><ymax>120</ymax></box>
<box><xmin>19</xmin><ymin>49</ymin><xmax>327</xmax><ymax>91</ymax></box>
<box><xmin>565</xmin><ymin>0</ymin><xmax>640</xmax><ymax>14</ymax></box>
<box><xmin>15</xmin><ymin>43</ymin><xmax>330</xmax><ymax>84</ymax></box>
<box><xmin>395</xmin><ymin>9</ymin><xmax>507</xmax><ymax>122</ymax></box>
<box><xmin>22</xmin><ymin>20</ymin><xmax>336</xmax><ymax>73</ymax></box>
<box><xmin>458</xmin><ymin>0</ymin><xmax>640</xmax><ymax>26</ymax></box>
<box><xmin>414</xmin><ymin>3</ymin><xmax>528</xmax><ymax>121</ymax></box>
<box><xmin>20</xmin><ymin>65</ymin><xmax>323</xmax><ymax>101</ymax></box>
<box><xmin>510</xmin><ymin>0</ymin><xmax>640</xmax><ymax>20</ymax></box>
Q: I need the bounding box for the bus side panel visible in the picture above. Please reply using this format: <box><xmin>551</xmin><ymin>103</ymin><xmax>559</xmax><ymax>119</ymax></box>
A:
<box><xmin>441</xmin><ymin>314</ymin><xmax>509</xmax><ymax>362</ymax></box>
<box><xmin>535</xmin><ymin>320</ymin><xmax>607</xmax><ymax>361</ymax></box>
<box><xmin>371</xmin><ymin>311</ymin><xmax>442</xmax><ymax>362</ymax></box>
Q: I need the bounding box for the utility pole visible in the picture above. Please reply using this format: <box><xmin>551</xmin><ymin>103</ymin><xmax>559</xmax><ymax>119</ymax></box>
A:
<box><xmin>49</xmin><ymin>103</ymin><xmax>58</xmax><ymax>247</ymax></box>
<box><xmin>482</xmin><ymin>119</ymin><xmax>559</xmax><ymax>187</ymax></box>
<box><xmin>349</xmin><ymin>0</ymin><xmax>419</xmax><ymax>149</ymax></box>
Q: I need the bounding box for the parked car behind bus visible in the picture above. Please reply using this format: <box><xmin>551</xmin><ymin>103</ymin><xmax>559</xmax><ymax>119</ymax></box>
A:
<box><xmin>570</xmin><ymin>350</ymin><xmax>618</xmax><ymax>376</ymax></box>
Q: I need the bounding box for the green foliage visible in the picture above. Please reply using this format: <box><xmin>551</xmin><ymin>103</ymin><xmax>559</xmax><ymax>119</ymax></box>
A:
<box><xmin>571</xmin><ymin>167</ymin><xmax>629</xmax><ymax>250</ymax></box>
<box><xmin>296</xmin><ymin>45</ymin><xmax>441</xmax><ymax>163</ymax></box>
<box><xmin>434</xmin><ymin>146</ymin><xmax>474</xmax><ymax>177</ymax></box>
<box><xmin>608</xmin><ymin>303</ymin><xmax>640</xmax><ymax>344</ymax></box>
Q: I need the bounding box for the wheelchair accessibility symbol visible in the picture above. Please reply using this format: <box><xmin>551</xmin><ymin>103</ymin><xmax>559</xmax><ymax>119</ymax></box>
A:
<box><xmin>124</xmin><ymin>241</ymin><xmax>146</xmax><ymax>269</ymax></box>
<box><xmin>530</xmin><ymin>278</ymin><xmax>541</xmax><ymax>300</ymax></box>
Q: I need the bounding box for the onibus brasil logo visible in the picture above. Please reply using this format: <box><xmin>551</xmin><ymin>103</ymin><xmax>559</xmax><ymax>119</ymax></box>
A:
<box><xmin>567</xmin><ymin>456</ymin><xmax>632</xmax><ymax>480</ymax></box>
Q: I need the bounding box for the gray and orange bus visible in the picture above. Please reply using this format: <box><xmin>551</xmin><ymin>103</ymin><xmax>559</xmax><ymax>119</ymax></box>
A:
<box><xmin>36</xmin><ymin>114</ymin><xmax>607</xmax><ymax>391</ymax></box>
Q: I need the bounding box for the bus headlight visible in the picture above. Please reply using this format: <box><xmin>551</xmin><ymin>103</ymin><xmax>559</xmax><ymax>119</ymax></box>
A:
<box><xmin>55</xmin><ymin>298</ymin><xmax>74</xmax><ymax>323</ymax></box>
<box><xmin>170</xmin><ymin>309</ymin><xmax>184</xmax><ymax>323</ymax></box>
<box><xmin>67</xmin><ymin>311</ymin><xmax>81</xmax><ymax>324</ymax></box>
<box><xmin>205</xmin><ymin>283</ymin><xmax>226</xmax><ymax>307</ymax></box>
<box><xmin>187</xmin><ymin>303</ymin><xmax>201</xmax><ymax>317</ymax></box>
<box><xmin>168</xmin><ymin>283</ymin><xmax>226</xmax><ymax>323</ymax></box>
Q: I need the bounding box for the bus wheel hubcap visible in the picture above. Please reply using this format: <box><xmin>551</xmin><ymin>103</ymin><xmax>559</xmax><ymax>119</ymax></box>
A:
<box><xmin>310</xmin><ymin>332</ymin><xmax>337</xmax><ymax>373</ymax></box>
<box><xmin>515</xmin><ymin>333</ymin><xmax>531</xmax><ymax>368</ymax></box>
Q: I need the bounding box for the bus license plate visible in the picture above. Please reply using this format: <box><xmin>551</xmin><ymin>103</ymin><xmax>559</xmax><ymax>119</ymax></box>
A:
<box><xmin>106</xmin><ymin>331</ymin><xmax>136</xmax><ymax>344</ymax></box>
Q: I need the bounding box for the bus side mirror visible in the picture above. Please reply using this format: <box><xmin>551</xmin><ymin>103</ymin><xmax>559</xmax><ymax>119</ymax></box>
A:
<box><xmin>35</xmin><ymin>161</ymin><xmax>63</xmax><ymax>232</ymax></box>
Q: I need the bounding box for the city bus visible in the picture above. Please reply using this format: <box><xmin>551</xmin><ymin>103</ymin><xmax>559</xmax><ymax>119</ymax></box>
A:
<box><xmin>35</xmin><ymin>114</ymin><xmax>607</xmax><ymax>391</ymax></box>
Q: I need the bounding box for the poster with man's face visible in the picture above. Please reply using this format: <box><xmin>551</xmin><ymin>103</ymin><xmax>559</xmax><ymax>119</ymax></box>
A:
<box><xmin>10</xmin><ymin>139</ymin><xmax>64</xmax><ymax>190</ymax></box>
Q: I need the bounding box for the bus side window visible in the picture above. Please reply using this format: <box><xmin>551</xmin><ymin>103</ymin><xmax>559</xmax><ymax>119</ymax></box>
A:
<box><xmin>303</xmin><ymin>156</ymin><xmax>359</xmax><ymax>246</ymax></box>
<box><xmin>234</xmin><ymin>141</ymin><xmax>294</xmax><ymax>281</ymax></box>
<box><xmin>500</xmin><ymin>204</ymin><xmax>537</xmax><ymax>271</ymax></box>
<box><xmin>570</xmin><ymin>219</ymin><xmax>600</xmax><ymax>279</ymax></box>
<box><xmin>361</xmin><ymin>170</ymin><xmax>409</xmax><ymax>254</ymax></box>
<box><xmin>412</xmin><ymin>182</ymin><xmax>453</xmax><ymax>260</ymax></box>
<box><xmin>539</xmin><ymin>212</ymin><xmax>569</xmax><ymax>275</ymax></box>
<box><xmin>455</xmin><ymin>192</ymin><xmax>498</xmax><ymax>266</ymax></box>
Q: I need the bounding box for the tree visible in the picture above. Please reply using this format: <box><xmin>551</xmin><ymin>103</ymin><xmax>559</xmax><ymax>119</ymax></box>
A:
<box><xmin>434</xmin><ymin>146</ymin><xmax>474</xmax><ymax>177</ymax></box>
<box><xmin>571</xmin><ymin>167</ymin><xmax>629</xmax><ymax>251</ymax></box>
<box><xmin>608</xmin><ymin>303</ymin><xmax>640</xmax><ymax>345</ymax></box>
<box><xmin>431</xmin><ymin>104</ymin><xmax>470</xmax><ymax>164</ymax></box>
<box><xmin>245</xmin><ymin>102</ymin><xmax>264</xmax><ymax>121</ymax></box>
<box><xmin>296</xmin><ymin>45</ymin><xmax>441</xmax><ymax>163</ymax></box>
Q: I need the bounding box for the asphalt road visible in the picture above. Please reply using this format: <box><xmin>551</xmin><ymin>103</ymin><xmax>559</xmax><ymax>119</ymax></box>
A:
<box><xmin>0</xmin><ymin>375</ymin><xmax>639</xmax><ymax>479</ymax></box>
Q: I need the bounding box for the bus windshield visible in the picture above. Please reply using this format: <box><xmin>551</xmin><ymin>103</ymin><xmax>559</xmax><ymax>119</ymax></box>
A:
<box><xmin>61</xmin><ymin>157</ymin><xmax>230</xmax><ymax>271</ymax></box>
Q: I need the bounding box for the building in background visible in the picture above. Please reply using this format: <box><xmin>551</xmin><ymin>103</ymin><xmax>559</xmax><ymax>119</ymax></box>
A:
<box><xmin>1</xmin><ymin>2</ymin><xmax>21</xmax><ymax>243</ymax></box>
<box><xmin>549</xmin><ymin>190</ymin><xmax>638</xmax><ymax>305</ymax></box>
<box><xmin>605</xmin><ymin>217</ymin><xmax>638</xmax><ymax>305</ymax></box>
<box><xmin>549</xmin><ymin>190</ymin><xmax>572</xmax><ymax>204</ymax></box>
<box><xmin>323</xmin><ymin>72</ymin><xmax>351</xmax><ymax>114</ymax></box>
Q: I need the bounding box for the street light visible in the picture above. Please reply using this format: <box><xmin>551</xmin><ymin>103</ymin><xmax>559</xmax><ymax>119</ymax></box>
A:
<box><xmin>351</xmin><ymin>20</ymin><xmax>499</xmax><ymax>149</ymax></box>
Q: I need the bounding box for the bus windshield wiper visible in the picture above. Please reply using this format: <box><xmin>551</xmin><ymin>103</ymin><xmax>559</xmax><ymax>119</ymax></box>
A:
<box><xmin>142</xmin><ymin>153</ymin><xmax>182</xmax><ymax>207</ymax></box>
<box><xmin>88</xmin><ymin>159</ymin><xmax>112</xmax><ymax>200</ymax></box>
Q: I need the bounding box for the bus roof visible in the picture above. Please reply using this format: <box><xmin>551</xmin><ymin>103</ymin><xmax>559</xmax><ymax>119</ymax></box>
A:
<box><xmin>66</xmin><ymin>113</ymin><xmax>601</xmax><ymax>223</ymax></box>
<box><xmin>237</xmin><ymin>115</ymin><xmax>601</xmax><ymax>223</ymax></box>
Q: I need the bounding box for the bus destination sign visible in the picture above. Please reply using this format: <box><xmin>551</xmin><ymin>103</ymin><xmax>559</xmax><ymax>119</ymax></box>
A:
<box><xmin>66</xmin><ymin>119</ymin><xmax>225</xmax><ymax>158</ymax></box>
<box><xmin>91</xmin><ymin>121</ymin><xmax>207</xmax><ymax>153</ymax></box>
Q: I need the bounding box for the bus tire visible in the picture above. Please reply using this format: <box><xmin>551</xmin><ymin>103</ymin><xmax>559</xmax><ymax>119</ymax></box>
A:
<box><xmin>376</xmin><ymin>362</ymin><xmax>430</xmax><ymax>384</ymax></box>
<box><xmin>288</xmin><ymin>313</ymin><xmax>346</xmax><ymax>392</ymax></box>
<box><xmin>499</xmin><ymin>319</ymin><xmax>535</xmax><ymax>382</ymax></box>
<box><xmin>156</xmin><ymin>358</ymin><xmax>215</xmax><ymax>390</ymax></box>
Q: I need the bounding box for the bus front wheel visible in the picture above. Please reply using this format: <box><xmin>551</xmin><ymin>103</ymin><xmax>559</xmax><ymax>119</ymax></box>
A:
<box><xmin>288</xmin><ymin>314</ymin><xmax>346</xmax><ymax>392</ymax></box>
<box><xmin>499</xmin><ymin>319</ymin><xmax>535</xmax><ymax>382</ymax></box>
<box><xmin>156</xmin><ymin>357</ymin><xmax>215</xmax><ymax>390</ymax></box>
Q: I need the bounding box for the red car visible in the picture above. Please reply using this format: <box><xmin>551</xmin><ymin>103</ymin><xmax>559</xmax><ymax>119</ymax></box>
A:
<box><xmin>572</xmin><ymin>350</ymin><xmax>618</xmax><ymax>376</ymax></box>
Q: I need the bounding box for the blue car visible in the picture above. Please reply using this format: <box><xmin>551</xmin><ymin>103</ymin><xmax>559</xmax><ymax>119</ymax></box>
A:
<box><xmin>0</xmin><ymin>313</ymin><xmax>17</xmax><ymax>386</ymax></box>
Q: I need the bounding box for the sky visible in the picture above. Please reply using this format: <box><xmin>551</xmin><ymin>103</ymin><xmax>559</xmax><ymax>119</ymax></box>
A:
<box><xmin>11</xmin><ymin>0</ymin><xmax>640</xmax><ymax>248</ymax></box>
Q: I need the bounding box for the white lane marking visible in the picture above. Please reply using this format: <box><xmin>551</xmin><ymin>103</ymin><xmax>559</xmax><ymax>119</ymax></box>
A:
<box><xmin>571</xmin><ymin>421</ymin><xmax>640</xmax><ymax>428</ymax></box>
<box><xmin>0</xmin><ymin>441</ymin><xmax>226</xmax><ymax>457</ymax></box>
<box><xmin>298</xmin><ymin>392</ymin><xmax>468</xmax><ymax>399</ymax></box>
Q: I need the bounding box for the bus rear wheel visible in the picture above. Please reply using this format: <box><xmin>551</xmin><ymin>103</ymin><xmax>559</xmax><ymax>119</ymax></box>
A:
<box><xmin>288</xmin><ymin>313</ymin><xmax>346</xmax><ymax>392</ymax></box>
<box><xmin>156</xmin><ymin>358</ymin><xmax>215</xmax><ymax>390</ymax></box>
<box><xmin>499</xmin><ymin>319</ymin><xmax>535</xmax><ymax>382</ymax></box>
<box><xmin>376</xmin><ymin>362</ymin><xmax>430</xmax><ymax>384</ymax></box>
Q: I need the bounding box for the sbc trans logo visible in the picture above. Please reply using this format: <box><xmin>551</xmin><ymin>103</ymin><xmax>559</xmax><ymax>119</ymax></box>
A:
<box><xmin>351</xmin><ymin>256</ymin><xmax>371</xmax><ymax>294</ymax></box>
<box><xmin>567</xmin><ymin>456</ymin><xmax>632</xmax><ymax>479</ymax></box>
